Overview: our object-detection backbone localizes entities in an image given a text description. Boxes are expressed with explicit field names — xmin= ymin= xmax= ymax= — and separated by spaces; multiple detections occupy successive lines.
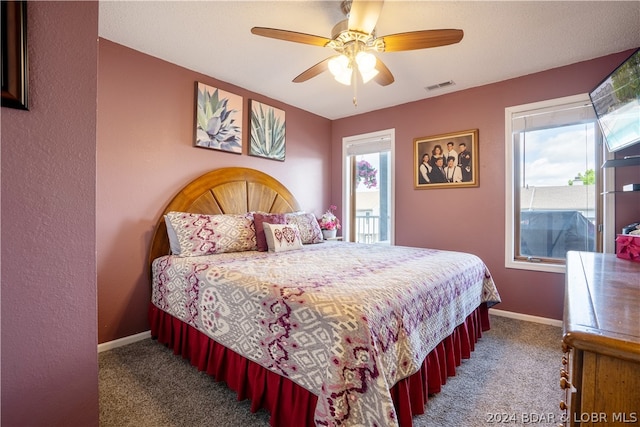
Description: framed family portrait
xmin=414 ymin=129 xmax=479 ymax=189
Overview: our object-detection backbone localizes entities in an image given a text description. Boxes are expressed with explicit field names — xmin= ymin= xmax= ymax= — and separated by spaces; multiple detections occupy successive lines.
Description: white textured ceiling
xmin=98 ymin=1 xmax=640 ymax=120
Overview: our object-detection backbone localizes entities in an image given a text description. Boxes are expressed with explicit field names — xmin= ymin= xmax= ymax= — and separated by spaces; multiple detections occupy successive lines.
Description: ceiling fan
xmin=251 ymin=0 xmax=463 ymax=90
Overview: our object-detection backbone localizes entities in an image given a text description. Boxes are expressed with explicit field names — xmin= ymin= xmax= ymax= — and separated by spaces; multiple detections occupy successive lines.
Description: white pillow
xmin=263 ymin=223 xmax=303 ymax=253
xmin=164 ymin=215 xmax=181 ymax=255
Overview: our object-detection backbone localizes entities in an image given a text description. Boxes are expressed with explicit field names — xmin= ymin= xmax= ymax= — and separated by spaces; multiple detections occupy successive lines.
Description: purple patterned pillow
xmin=165 ymin=211 xmax=256 ymax=256
xmin=285 ymin=212 xmax=323 ymax=244
xmin=253 ymin=212 xmax=287 ymax=252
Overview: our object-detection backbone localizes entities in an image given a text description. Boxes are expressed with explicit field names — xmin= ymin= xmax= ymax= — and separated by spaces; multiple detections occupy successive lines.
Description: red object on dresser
xmin=616 ymin=234 xmax=640 ymax=262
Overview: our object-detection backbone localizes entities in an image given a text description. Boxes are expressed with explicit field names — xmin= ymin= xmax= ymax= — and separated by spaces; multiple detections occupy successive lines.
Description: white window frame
xmin=342 ymin=129 xmax=395 ymax=244
xmin=504 ymin=94 xmax=612 ymax=273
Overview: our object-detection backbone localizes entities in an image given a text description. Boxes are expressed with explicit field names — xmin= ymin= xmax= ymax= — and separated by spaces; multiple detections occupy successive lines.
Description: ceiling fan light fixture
xmin=355 ymin=51 xmax=376 ymax=73
xmin=328 ymin=54 xmax=348 ymax=75
xmin=355 ymin=51 xmax=378 ymax=83
xmin=360 ymin=67 xmax=379 ymax=84
xmin=334 ymin=69 xmax=353 ymax=85
xmin=328 ymin=55 xmax=353 ymax=85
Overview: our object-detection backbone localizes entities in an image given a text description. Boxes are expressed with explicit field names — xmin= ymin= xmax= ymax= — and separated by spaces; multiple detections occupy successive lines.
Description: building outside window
xmin=505 ymin=94 xmax=603 ymax=272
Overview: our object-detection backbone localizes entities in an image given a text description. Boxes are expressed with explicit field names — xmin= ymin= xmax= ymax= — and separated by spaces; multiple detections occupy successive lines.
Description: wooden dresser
xmin=561 ymin=251 xmax=640 ymax=426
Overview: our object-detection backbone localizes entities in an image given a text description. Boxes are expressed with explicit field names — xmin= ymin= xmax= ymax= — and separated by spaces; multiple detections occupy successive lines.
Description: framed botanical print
xmin=249 ymin=100 xmax=286 ymax=161
xmin=194 ymin=82 xmax=243 ymax=154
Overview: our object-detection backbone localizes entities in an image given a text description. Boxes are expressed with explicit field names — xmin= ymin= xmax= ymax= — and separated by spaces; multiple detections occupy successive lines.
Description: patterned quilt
xmin=152 ymin=241 xmax=501 ymax=427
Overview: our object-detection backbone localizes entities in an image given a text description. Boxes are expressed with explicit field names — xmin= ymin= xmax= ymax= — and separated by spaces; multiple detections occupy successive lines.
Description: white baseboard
xmin=489 ymin=308 xmax=563 ymax=328
xmin=98 ymin=330 xmax=151 ymax=353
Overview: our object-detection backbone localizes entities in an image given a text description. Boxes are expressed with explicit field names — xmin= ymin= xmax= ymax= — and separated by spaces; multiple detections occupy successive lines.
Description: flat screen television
xmin=589 ymin=48 xmax=640 ymax=153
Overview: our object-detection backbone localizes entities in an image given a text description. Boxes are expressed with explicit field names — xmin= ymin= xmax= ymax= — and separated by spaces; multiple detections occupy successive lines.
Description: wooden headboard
xmin=148 ymin=167 xmax=301 ymax=274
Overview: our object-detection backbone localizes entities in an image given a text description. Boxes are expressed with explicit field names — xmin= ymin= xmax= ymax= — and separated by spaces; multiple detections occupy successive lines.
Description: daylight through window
xmin=505 ymin=95 xmax=602 ymax=272
xmin=342 ymin=130 xmax=395 ymax=245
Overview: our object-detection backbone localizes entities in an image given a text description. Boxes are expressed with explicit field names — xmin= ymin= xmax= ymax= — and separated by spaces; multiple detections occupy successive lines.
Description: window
xmin=505 ymin=94 xmax=604 ymax=272
xmin=342 ymin=129 xmax=395 ymax=244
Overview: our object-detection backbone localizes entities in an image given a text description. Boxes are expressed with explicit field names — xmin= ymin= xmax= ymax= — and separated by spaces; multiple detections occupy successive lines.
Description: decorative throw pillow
xmin=253 ymin=212 xmax=287 ymax=252
xmin=165 ymin=211 xmax=257 ymax=256
xmin=263 ymin=223 xmax=303 ymax=253
xmin=285 ymin=212 xmax=323 ymax=244
xmin=164 ymin=215 xmax=181 ymax=255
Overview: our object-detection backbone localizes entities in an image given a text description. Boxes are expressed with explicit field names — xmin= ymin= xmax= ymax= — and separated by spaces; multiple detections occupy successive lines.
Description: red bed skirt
xmin=149 ymin=302 xmax=490 ymax=427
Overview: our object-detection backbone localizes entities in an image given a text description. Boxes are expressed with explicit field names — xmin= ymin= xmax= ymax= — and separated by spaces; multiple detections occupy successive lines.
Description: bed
xmin=148 ymin=167 xmax=501 ymax=427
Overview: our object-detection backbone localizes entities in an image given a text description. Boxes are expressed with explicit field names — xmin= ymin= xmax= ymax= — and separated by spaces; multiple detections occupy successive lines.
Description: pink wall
xmin=97 ymin=38 xmax=638 ymax=344
xmin=1 ymin=2 xmax=99 ymax=426
xmin=0 ymin=4 xmax=633 ymax=424
xmin=97 ymin=40 xmax=332 ymax=343
xmin=331 ymin=50 xmax=639 ymax=320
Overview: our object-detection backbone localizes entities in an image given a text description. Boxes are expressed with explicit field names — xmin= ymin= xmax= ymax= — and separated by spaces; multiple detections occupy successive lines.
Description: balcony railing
xmin=355 ymin=214 xmax=380 ymax=243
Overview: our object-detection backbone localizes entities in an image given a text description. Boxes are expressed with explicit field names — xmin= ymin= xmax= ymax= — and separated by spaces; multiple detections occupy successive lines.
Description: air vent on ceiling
xmin=425 ymin=80 xmax=455 ymax=91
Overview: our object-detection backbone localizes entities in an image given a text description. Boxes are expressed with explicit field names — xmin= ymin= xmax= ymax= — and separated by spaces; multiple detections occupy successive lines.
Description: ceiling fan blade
xmin=251 ymin=27 xmax=331 ymax=47
xmin=380 ymin=29 xmax=464 ymax=52
xmin=292 ymin=57 xmax=335 ymax=83
xmin=348 ymin=0 xmax=384 ymax=35
xmin=373 ymin=58 xmax=394 ymax=86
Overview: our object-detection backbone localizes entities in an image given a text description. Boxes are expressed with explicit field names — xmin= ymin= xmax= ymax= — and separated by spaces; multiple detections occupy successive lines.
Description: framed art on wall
xmin=194 ymin=82 xmax=243 ymax=154
xmin=414 ymin=129 xmax=479 ymax=189
xmin=249 ymin=100 xmax=286 ymax=161
xmin=1 ymin=0 xmax=29 ymax=110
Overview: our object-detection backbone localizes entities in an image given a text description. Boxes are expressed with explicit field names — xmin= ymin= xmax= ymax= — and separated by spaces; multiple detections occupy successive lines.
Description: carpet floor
xmin=99 ymin=315 xmax=563 ymax=426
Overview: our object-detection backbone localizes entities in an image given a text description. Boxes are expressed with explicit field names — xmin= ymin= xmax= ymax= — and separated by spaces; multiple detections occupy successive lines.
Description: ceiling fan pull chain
xmin=352 ymin=67 xmax=358 ymax=107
